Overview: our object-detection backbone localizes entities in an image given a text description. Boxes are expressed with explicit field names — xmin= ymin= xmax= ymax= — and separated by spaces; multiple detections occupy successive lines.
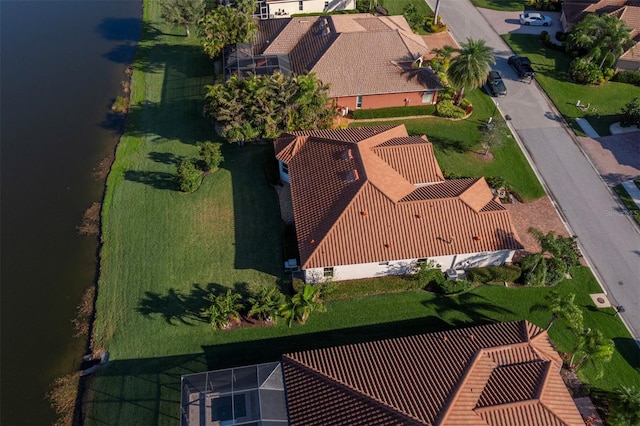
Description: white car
xmin=519 ymin=12 xmax=552 ymax=26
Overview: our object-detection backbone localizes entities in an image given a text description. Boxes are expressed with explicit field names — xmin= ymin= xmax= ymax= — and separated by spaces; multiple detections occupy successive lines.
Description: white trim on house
xmin=303 ymin=250 xmax=516 ymax=282
xmin=278 ymin=160 xmax=291 ymax=183
xmin=265 ymin=0 xmax=355 ymax=18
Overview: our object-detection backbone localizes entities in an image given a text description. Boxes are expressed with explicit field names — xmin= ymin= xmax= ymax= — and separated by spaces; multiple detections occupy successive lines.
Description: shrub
xmin=176 ymin=159 xmax=202 ymax=192
xmin=603 ymin=67 xmax=615 ymax=81
xmin=199 ymin=142 xmax=224 ymax=171
xmin=569 ymin=58 xmax=603 ymax=85
xmin=437 ymin=279 xmax=473 ymax=294
xmin=621 ymin=97 xmax=640 ymax=127
xmin=539 ymin=31 xmax=551 ymax=43
xmin=555 ymin=31 xmax=568 ymax=42
xmin=486 ymin=176 xmax=508 ymax=191
xmin=467 ymin=265 xmax=522 ymax=283
xmin=436 ymin=99 xmax=466 ymax=118
xmin=612 ymin=70 xmax=640 ymax=86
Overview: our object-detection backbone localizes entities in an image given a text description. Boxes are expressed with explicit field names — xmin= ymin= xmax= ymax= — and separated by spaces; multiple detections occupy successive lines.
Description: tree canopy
xmin=204 ymin=72 xmax=335 ymax=143
xmin=447 ymin=38 xmax=495 ymax=102
xmin=567 ymin=13 xmax=633 ymax=71
xmin=198 ymin=0 xmax=257 ymax=58
xmin=160 ymin=0 xmax=205 ymax=38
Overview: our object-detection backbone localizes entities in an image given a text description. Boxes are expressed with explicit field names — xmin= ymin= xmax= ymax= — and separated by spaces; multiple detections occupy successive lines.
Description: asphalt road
xmin=424 ymin=0 xmax=640 ymax=340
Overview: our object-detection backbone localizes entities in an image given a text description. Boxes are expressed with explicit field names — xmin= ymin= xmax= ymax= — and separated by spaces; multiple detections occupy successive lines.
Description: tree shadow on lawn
xmin=148 ymin=151 xmax=185 ymax=166
xmin=124 ymin=170 xmax=178 ymax=191
xmin=428 ymin=135 xmax=474 ymax=153
xmin=429 ymin=292 xmax=515 ymax=327
xmin=137 ymin=282 xmax=252 ymax=325
xmin=613 ymin=337 xmax=640 ymax=375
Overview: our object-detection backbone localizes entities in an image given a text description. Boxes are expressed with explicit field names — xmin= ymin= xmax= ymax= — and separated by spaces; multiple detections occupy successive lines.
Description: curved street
xmin=424 ymin=0 xmax=640 ymax=340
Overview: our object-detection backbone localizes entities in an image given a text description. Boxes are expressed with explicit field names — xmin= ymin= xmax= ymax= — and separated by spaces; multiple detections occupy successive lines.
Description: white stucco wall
xmin=303 ymin=250 xmax=515 ymax=282
xmin=267 ymin=0 xmax=355 ymax=17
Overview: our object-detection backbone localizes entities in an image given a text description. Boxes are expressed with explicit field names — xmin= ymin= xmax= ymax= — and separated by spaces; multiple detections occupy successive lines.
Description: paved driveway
xmin=478 ymin=9 xmax=562 ymax=39
xmin=577 ymin=133 xmax=640 ymax=186
xmin=424 ymin=0 xmax=640 ymax=340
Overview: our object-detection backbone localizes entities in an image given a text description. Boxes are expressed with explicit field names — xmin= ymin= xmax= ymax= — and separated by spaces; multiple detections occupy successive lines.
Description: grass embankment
xmin=504 ymin=34 xmax=640 ymax=137
xmin=351 ymin=89 xmax=546 ymax=201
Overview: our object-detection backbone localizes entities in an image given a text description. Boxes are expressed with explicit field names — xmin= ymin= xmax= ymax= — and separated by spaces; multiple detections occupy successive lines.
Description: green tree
xmin=199 ymin=141 xmax=224 ymax=171
xmin=521 ymin=252 xmax=547 ymax=286
xmin=621 ymin=97 xmax=640 ymax=128
xmin=567 ymin=13 xmax=633 ymax=70
xmin=480 ymin=121 xmax=507 ymax=156
xmin=160 ymin=0 xmax=205 ymax=38
xmin=570 ymin=328 xmax=614 ymax=377
xmin=543 ymin=291 xmax=583 ymax=331
xmin=198 ymin=2 xmax=257 ymax=58
xmin=609 ymin=385 xmax=640 ymax=426
xmin=447 ymin=38 xmax=495 ymax=104
xmin=204 ymin=72 xmax=334 ymax=143
xmin=528 ymin=228 xmax=581 ymax=268
xmin=176 ymin=159 xmax=202 ymax=192
xmin=203 ymin=289 xmax=244 ymax=329
xmin=430 ymin=45 xmax=456 ymax=71
xmin=279 ymin=284 xmax=326 ymax=327
xmin=248 ymin=285 xmax=283 ymax=323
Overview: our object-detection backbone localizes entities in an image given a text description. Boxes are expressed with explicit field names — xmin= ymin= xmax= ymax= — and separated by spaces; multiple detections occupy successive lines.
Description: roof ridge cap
xmin=282 ymin=355 xmax=423 ymax=424
xmin=436 ymin=348 xmax=493 ymax=424
xmin=473 ymin=397 xmax=541 ymax=414
xmin=535 ymin=360 xmax=554 ymax=400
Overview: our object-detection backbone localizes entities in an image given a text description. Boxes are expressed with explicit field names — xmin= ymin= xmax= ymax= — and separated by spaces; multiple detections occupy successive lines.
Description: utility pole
xmin=434 ymin=0 xmax=441 ymax=24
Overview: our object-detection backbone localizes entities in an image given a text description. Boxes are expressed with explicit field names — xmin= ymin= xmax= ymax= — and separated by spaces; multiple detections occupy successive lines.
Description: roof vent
xmin=310 ymin=239 xmax=315 ymax=244
xmin=360 ymin=211 xmax=368 ymax=216
xmin=346 ymin=169 xmax=359 ymax=182
xmin=415 ymin=214 xmax=421 ymax=219
xmin=384 ymin=243 xmax=390 ymax=248
xmin=340 ymin=148 xmax=353 ymax=160
xmin=473 ymin=236 xmax=482 ymax=241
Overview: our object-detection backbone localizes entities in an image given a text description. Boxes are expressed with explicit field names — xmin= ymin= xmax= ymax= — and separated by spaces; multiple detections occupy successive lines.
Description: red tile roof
xmin=275 ymin=125 xmax=522 ymax=269
xmin=282 ymin=321 xmax=585 ymax=426
xmin=256 ymin=14 xmax=442 ymax=97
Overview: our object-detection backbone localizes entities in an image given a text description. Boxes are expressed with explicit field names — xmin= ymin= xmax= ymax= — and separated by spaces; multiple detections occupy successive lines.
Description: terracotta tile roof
xmin=276 ymin=125 xmax=522 ymax=269
xmin=256 ymin=14 xmax=442 ymax=97
xmin=282 ymin=321 xmax=584 ymax=426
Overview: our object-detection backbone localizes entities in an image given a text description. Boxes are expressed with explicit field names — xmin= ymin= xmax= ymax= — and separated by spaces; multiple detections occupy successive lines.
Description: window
xmin=324 ymin=0 xmax=329 ymax=9
xmin=422 ymin=92 xmax=434 ymax=104
xmin=323 ymin=267 xmax=334 ymax=278
xmin=355 ymin=95 xmax=363 ymax=109
xmin=282 ymin=162 xmax=289 ymax=175
xmin=379 ymin=262 xmax=389 ymax=266
xmin=298 ymin=0 xmax=303 ymax=10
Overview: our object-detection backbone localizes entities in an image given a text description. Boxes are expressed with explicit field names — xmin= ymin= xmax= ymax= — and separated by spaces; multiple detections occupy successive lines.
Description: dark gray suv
xmin=486 ymin=70 xmax=507 ymax=97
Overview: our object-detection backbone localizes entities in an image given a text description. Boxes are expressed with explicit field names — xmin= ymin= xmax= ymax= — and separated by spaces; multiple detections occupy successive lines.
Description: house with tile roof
xmin=255 ymin=0 xmax=355 ymax=19
xmin=561 ymin=0 xmax=640 ymax=71
xmin=226 ymin=14 xmax=443 ymax=110
xmin=274 ymin=125 xmax=522 ymax=282
xmin=181 ymin=320 xmax=587 ymax=425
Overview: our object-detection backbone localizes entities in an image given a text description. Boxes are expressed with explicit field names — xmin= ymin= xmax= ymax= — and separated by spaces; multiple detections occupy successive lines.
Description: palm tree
xmin=567 ymin=13 xmax=633 ymax=70
xmin=570 ymin=328 xmax=614 ymax=377
xmin=279 ymin=285 xmax=326 ymax=327
xmin=544 ymin=291 xmax=583 ymax=331
xmin=609 ymin=385 xmax=640 ymax=426
xmin=248 ymin=286 xmax=283 ymax=323
xmin=447 ymin=38 xmax=495 ymax=104
xmin=430 ymin=45 xmax=456 ymax=70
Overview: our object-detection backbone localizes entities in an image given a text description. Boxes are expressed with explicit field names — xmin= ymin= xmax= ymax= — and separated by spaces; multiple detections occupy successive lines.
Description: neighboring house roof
xmin=256 ymin=14 xmax=442 ymax=97
xmin=275 ymin=125 xmax=522 ymax=269
xmin=282 ymin=320 xmax=585 ymax=426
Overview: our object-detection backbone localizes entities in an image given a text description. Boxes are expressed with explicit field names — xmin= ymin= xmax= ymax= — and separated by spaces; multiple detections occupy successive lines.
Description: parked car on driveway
xmin=486 ymin=70 xmax=507 ymax=97
xmin=519 ymin=12 xmax=552 ymax=26
xmin=508 ymin=55 xmax=536 ymax=79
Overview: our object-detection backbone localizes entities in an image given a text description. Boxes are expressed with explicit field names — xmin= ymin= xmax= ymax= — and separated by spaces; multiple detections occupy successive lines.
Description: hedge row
xmin=466 ymin=265 xmax=522 ymax=283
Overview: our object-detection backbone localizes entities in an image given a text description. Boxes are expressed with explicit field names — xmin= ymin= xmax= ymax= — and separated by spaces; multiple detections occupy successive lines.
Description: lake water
xmin=0 ymin=1 xmax=141 ymax=423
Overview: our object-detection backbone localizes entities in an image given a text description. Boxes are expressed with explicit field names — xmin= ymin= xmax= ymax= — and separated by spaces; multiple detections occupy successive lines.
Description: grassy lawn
xmin=85 ymin=266 xmax=640 ymax=425
xmin=351 ymin=89 xmax=546 ymax=201
xmin=381 ymin=0 xmax=431 ymax=16
xmin=471 ymin=0 xmax=525 ymax=11
xmin=93 ymin=3 xmax=286 ymax=361
xmin=614 ymin=183 xmax=640 ymax=226
xmin=503 ymin=34 xmax=640 ymax=137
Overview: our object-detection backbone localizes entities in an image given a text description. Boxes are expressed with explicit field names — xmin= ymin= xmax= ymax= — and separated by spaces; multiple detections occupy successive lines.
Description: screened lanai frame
xmin=223 ymin=43 xmax=292 ymax=80
xmin=180 ymin=361 xmax=288 ymax=426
